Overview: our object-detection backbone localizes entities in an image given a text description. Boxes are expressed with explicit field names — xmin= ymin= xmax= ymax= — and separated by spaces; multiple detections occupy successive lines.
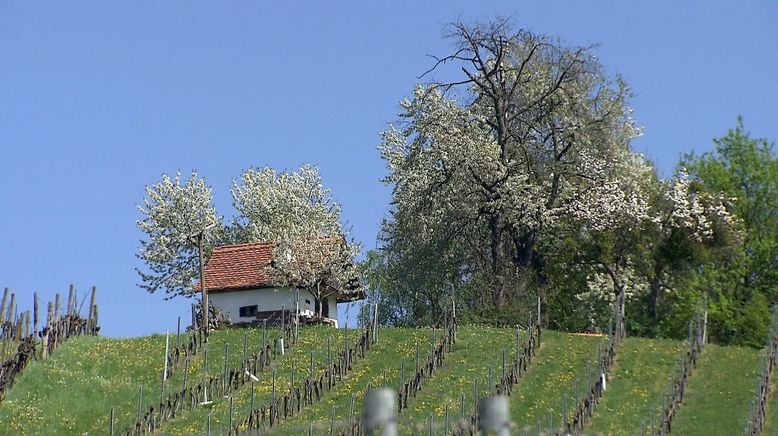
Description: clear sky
xmin=2 ymin=2 xmax=776 ymax=337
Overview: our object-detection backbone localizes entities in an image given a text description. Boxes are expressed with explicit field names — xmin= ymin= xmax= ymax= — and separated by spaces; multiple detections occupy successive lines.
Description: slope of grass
xmin=1 ymin=326 xmax=765 ymax=435
xmin=510 ymin=331 xmax=605 ymax=432
xmin=395 ymin=326 xmax=519 ymax=432
xmin=586 ymin=337 xmax=683 ymax=435
xmin=0 ymin=334 xmax=171 ymax=435
xmin=160 ymin=325 xmax=335 ymax=435
xmin=0 ymin=326 xmax=287 ymax=435
xmin=273 ymin=327 xmax=432 ymax=434
xmin=671 ymin=343 xmax=761 ymax=435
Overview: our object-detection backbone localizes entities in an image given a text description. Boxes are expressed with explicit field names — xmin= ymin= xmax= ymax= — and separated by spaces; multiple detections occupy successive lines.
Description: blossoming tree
xmin=378 ymin=20 xmax=648 ymax=310
xmin=231 ymin=165 xmax=361 ymax=317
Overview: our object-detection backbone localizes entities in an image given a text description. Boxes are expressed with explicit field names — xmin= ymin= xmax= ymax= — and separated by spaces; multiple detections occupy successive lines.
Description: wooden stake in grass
xmin=295 ymin=289 xmax=300 ymax=341
xmin=222 ymin=343 xmax=229 ymax=394
xmin=262 ymin=319 xmax=267 ymax=351
xmin=201 ymin=349 xmax=211 ymax=405
xmin=330 ymin=406 xmax=336 ymax=436
xmin=41 ymin=302 xmax=52 ymax=359
xmin=547 ymin=409 xmax=553 ymax=435
xmin=400 ymin=359 xmax=404 ymax=392
xmin=24 ymin=310 xmax=30 ymax=338
xmin=348 ymin=392 xmax=355 ymax=423
xmin=33 ymin=292 xmax=39 ymax=338
xmin=488 ymin=367 xmax=493 ymax=396
xmin=291 ymin=359 xmax=295 ymax=388
xmin=162 ymin=330 xmax=170 ymax=393
xmin=67 ymin=284 xmax=74 ymax=318
xmin=8 ymin=292 xmax=16 ymax=326
xmin=52 ymin=293 xmax=59 ymax=324
xmin=191 ymin=303 xmax=198 ymax=331
xmin=183 ymin=358 xmax=189 ymax=391
xmin=92 ymin=305 xmax=99 ymax=335
xmin=473 ymin=379 xmax=479 ymax=418
xmin=502 ymin=349 xmax=506 ymax=382
xmin=250 ymin=381 xmax=255 ymax=412
xmin=445 ymin=403 xmax=449 ymax=434
xmin=563 ymin=393 xmax=568 ymax=430
xmin=327 ymin=336 xmax=333 ymax=389
xmin=373 ymin=299 xmax=379 ymax=343
xmin=87 ymin=286 xmax=96 ymax=333
xmin=137 ymin=385 xmax=144 ymax=422
xmin=110 ymin=406 xmax=115 ymax=436
xmin=0 ymin=288 xmax=8 ymax=332
xmin=272 ymin=368 xmax=277 ymax=403
xmin=228 ymin=395 xmax=234 ymax=434
xmin=415 ymin=342 xmax=420 ymax=374
xmin=243 ymin=332 xmax=248 ymax=367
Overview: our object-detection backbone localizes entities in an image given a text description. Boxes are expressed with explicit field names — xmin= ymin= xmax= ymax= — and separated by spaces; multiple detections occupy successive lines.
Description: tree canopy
xmin=136 ymin=165 xmax=361 ymax=305
xmin=136 ymin=171 xmax=222 ymax=299
xmin=368 ymin=20 xmax=769 ymax=347
xmin=378 ymin=20 xmax=650 ymax=317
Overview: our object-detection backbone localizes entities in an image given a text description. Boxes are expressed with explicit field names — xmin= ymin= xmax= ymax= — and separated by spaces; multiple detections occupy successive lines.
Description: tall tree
xmin=683 ymin=118 xmax=778 ymax=299
xmin=136 ymin=171 xmax=223 ymax=299
xmin=573 ymin=170 xmax=737 ymax=334
xmin=378 ymin=20 xmax=648 ymax=311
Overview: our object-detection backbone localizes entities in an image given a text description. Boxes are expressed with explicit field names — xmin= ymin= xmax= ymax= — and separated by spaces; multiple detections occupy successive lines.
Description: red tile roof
xmin=196 ymin=240 xmax=364 ymax=302
xmin=199 ymin=242 xmax=276 ymax=292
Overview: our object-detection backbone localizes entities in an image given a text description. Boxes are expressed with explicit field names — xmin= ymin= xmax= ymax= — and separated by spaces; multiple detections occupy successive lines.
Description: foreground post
xmin=363 ymin=388 xmax=397 ymax=436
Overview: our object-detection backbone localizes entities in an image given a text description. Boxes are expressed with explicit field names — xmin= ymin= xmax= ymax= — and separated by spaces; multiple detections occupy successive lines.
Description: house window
xmin=305 ymin=299 xmax=311 ymax=305
xmin=239 ymin=305 xmax=258 ymax=318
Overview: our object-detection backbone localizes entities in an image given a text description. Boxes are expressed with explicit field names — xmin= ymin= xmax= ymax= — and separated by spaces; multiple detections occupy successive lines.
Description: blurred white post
xmin=363 ymin=388 xmax=397 ymax=436
xmin=479 ymin=395 xmax=510 ymax=436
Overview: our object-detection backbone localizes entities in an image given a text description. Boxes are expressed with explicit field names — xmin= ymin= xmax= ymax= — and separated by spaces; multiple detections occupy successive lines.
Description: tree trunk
xmin=512 ymin=231 xmax=537 ymax=300
xmin=649 ymin=280 xmax=661 ymax=334
xmin=490 ymin=215 xmax=508 ymax=307
xmin=315 ymin=283 xmax=322 ymax=319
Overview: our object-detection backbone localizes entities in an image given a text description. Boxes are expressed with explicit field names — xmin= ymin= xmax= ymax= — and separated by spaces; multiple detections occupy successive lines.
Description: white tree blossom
xmin=379 ymin=22 xmax=649 ymax=306
xmin=136 ymin=171 xmax=223 ymax=298
xmin=654 ymin=169 xmax=736 ymax=241
xmin=231 ymin=164 xmax=341 ymax=241
xmin=577 ymin=168 xmax=738 ymax=314
xmin=231 ymin=165 xmax=362 ymax=312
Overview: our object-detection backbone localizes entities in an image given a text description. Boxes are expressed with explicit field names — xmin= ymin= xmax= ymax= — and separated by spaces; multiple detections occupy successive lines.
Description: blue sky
xmin=1 ymin=2 xmax=776 ymax=337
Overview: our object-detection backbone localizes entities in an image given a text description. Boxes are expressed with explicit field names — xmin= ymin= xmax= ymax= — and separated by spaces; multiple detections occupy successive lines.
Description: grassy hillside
xmin=0 ymin=326 xmax=287 ymax=435
xmin=273 ymin=327 xmax=431 ymax=434
xmin=509 ymin=331 xmax=605 ymax=432
xmin=0 ymin=326 xmax=766 ymax=435
xmin=161 ymin=325 xmax=335 ymax=435
xmin=394 ymin=326 xmax=519 ymax=432
xmin=0 ymin=334 xmax=170 ymax=435
xmin=586 ymin=337 xmax=684 ymax=435
xmin=671 ymin=343 xmax=761 ymax=435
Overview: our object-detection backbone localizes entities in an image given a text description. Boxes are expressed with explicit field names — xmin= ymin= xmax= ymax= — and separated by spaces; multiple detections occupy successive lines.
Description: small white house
xmin=199 ymin=241 xmax=362 ymax=326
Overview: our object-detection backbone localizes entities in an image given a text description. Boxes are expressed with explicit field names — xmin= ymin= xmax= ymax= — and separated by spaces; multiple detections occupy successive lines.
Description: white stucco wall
xmin=209 ymin=287 xmax=338 ymax=324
